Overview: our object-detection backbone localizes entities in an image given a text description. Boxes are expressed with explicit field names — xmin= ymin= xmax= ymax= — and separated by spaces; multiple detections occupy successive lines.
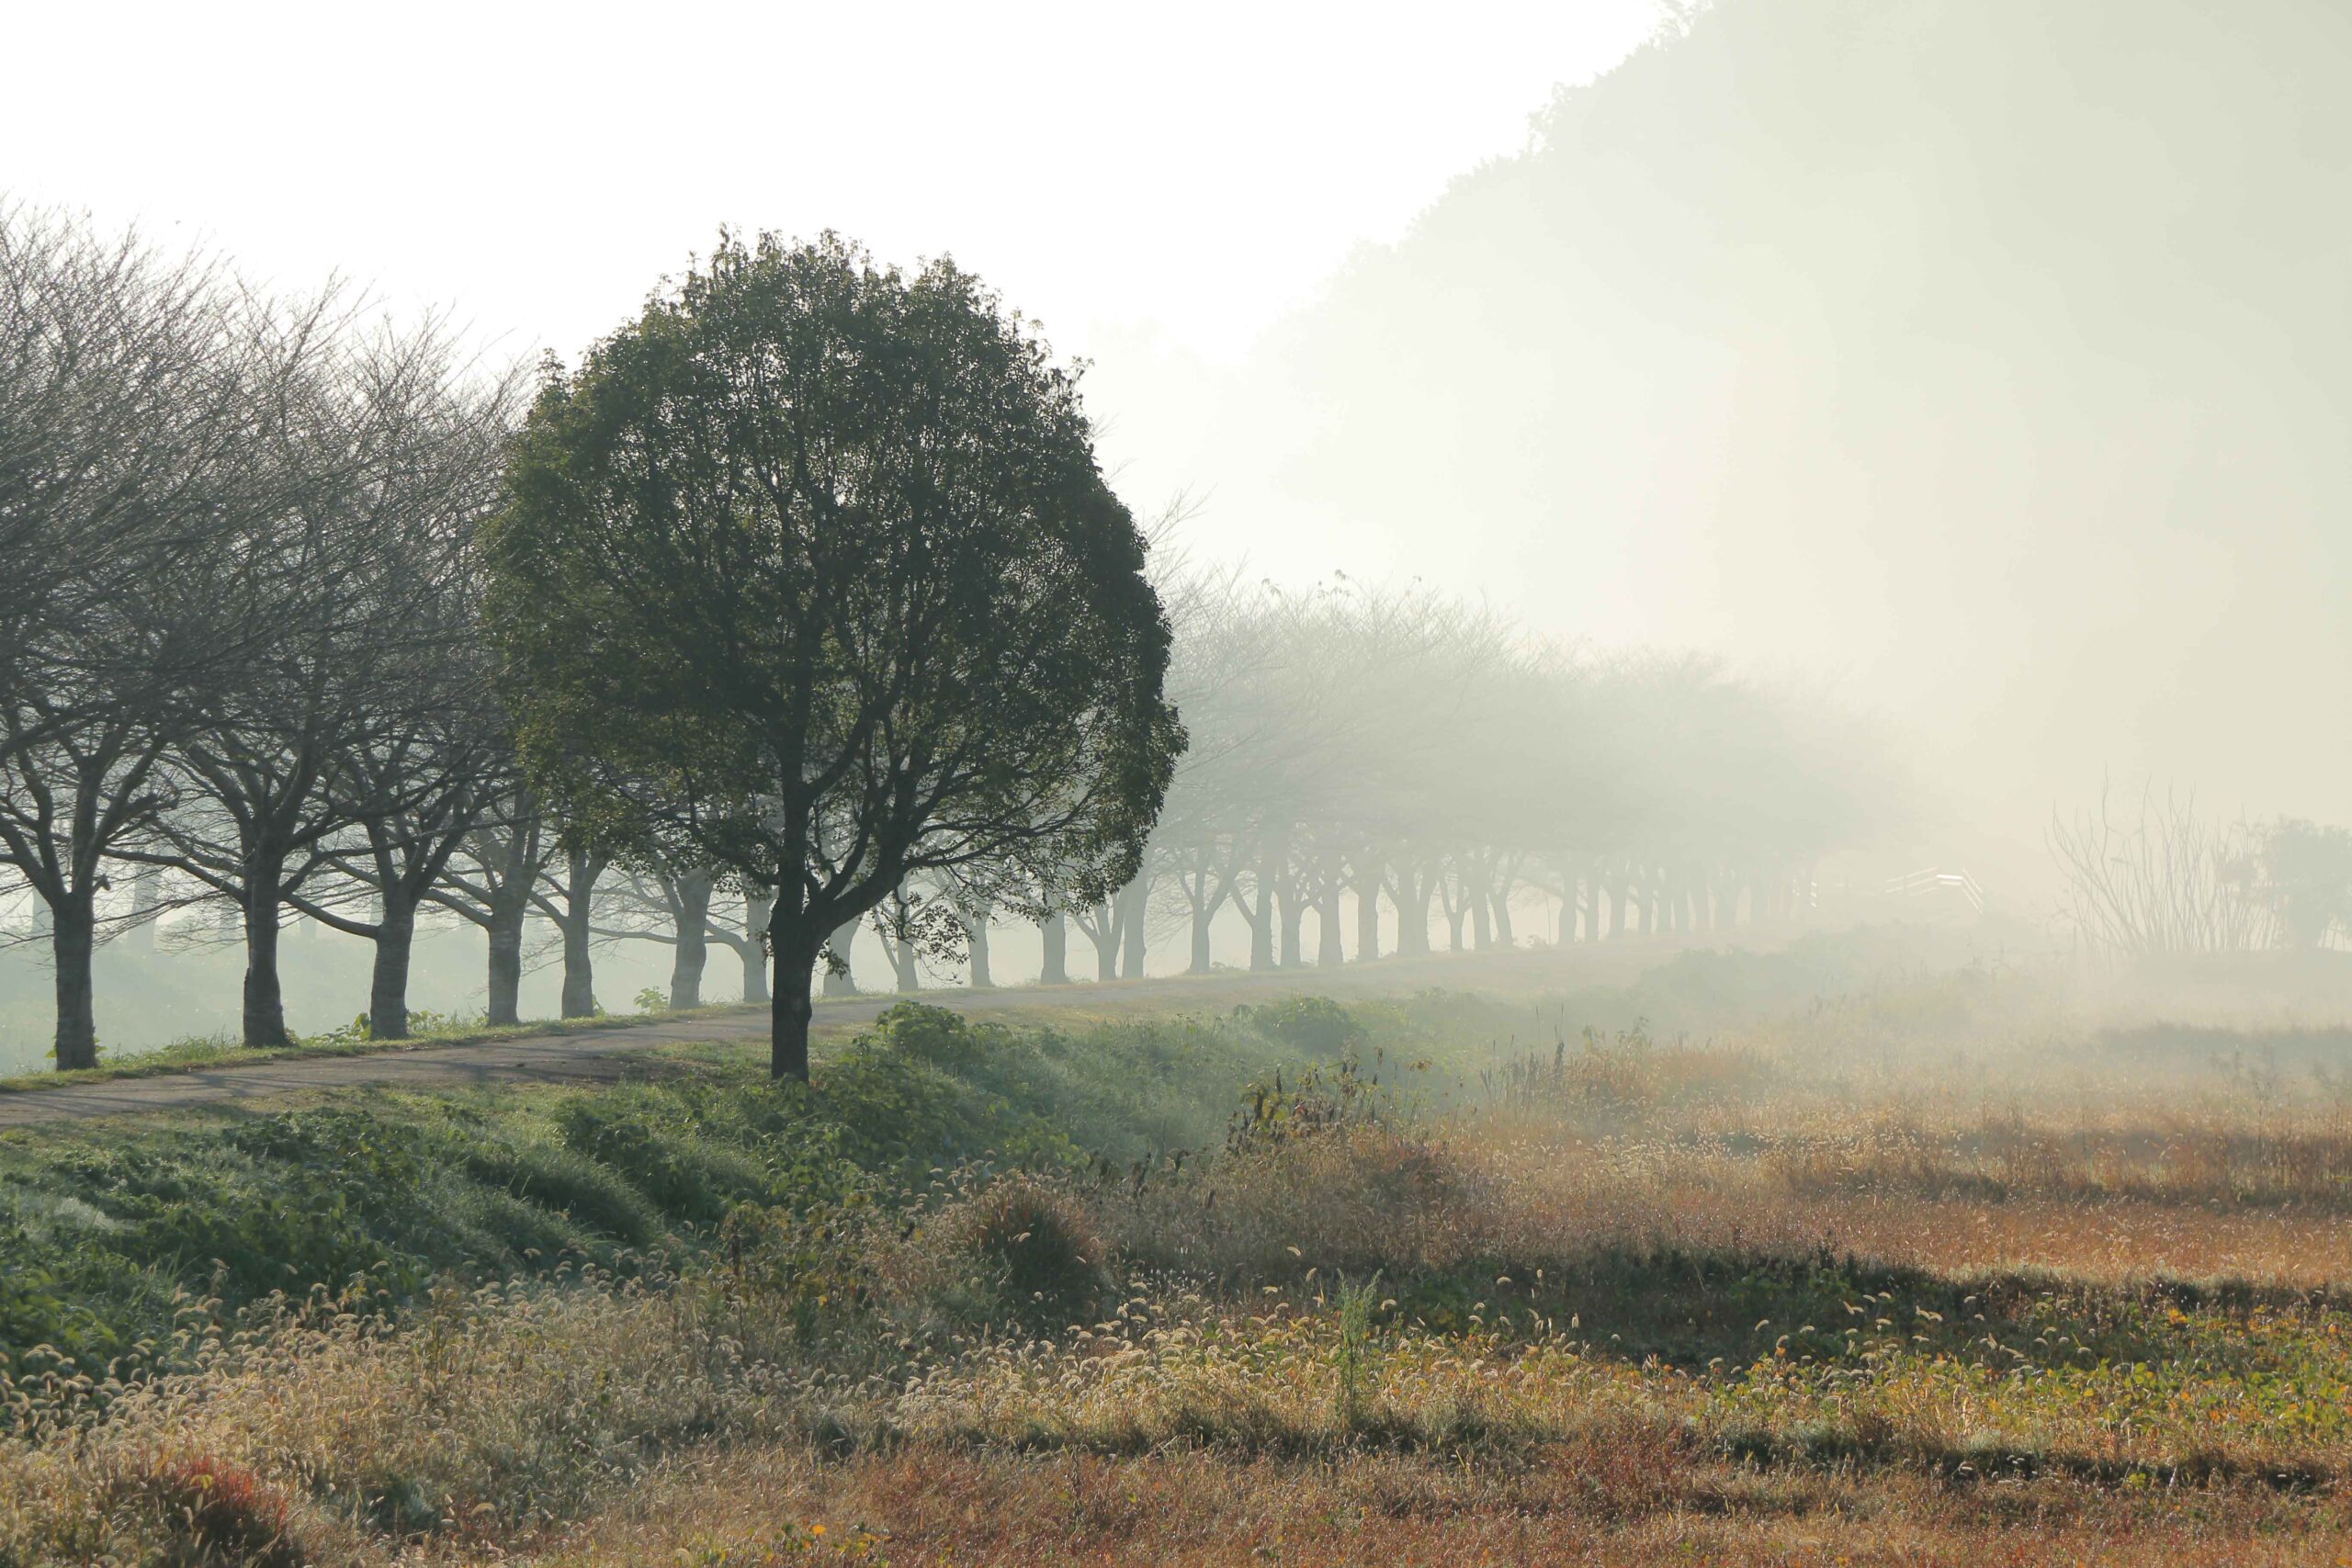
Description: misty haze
xmin=2 ymin=1 xmax=2347 ymax=1562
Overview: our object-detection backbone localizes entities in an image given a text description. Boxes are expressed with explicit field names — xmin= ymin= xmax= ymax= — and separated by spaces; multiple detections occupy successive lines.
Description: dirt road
xmin=0 ymin=942 xmax=1680 ymax=1130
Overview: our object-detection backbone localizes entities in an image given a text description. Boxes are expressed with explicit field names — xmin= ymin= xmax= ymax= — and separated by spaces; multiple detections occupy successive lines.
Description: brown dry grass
xmin=546 ymin=1444 xmax=2352 ymax=1567
xmin=12 ymin=965 xmax=2352 ymax=1565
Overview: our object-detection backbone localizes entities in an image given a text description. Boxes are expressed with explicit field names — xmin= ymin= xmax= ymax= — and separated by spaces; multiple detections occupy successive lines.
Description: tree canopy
xmin=482 ymin=231 xmax=1182 ymax=1077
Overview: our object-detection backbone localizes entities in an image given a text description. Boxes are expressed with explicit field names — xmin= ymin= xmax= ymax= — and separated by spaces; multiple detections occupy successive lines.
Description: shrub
xmin=1247 ymin=996 xmax=1364 ymax=1055
xmin=717 ymin=1196 xmax=885 ymax=1337
xmin=138 ymin=1452 xmax=305 ymax=1568
xmin=863 ymin=1001 xmax=998 ymax=1070
xmin=899 ymin=1175 xmax=1107 ymax=1327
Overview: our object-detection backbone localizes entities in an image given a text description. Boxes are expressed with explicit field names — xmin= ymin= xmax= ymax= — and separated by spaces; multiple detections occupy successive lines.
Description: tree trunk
xmin=1039 ymin=912 xmax=1069 ymax=984
xmin=1089 ymin=900 xmax=1117 ymax=981
xmin=1276 ymin=886 xmax=1305 ymax=968
xmin=669 ymin=872 xmax=714 ymax=1010
xmin=242 ymin=852 xmax=289 ymax=1048
xmin=51 ymin=893 xmax=98 ymax=1071
xmin=1470 ymin=887 xmax=1493 ymax=950
xmin=966 ymin=914 xmax=993 ymax=988
xmin=1397 ymin=874 xmax=1434 ymax=956
xmin=1117 ymin=880 xmax=1149 ymax=978
xmin=560 ymin=911 xmax=596 ymax=1017
xmin=555 ymin=846 xmax=602 ymax=1018
xmin=822 ymin=918 xmax=860 ymax=997
xmin=368 ymin=888 xmax=417 ymax=1040
xmin=770 ymin=925 xmax=819 ymax=1081
xmin=127 ymin=865 xmax=162 ymax=952
xmin=1354 ymin=874 xmax=1381 ymax=962
xmin=1317 ymin=886 xmax=1345 ymax=967
xmin=890 ymin=927 xmax=921 ymax=992
xmin=1247 ymin=878 xmax=1275 ymax=972
xmin=1491 ymin=888 xmax=1515 ymax=947
xmin=486 ymin=899 xmax=526 ymax=1027
xmin=1189 ymin=896 xmax=1215 ymax=974
xmin=742 ymin=886 xmax=774 ymax=1003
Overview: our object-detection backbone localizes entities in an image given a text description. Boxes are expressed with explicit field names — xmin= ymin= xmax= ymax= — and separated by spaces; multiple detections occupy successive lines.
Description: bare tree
xmin=2052 ymin=784 xmax=2276 ymax=957
xmin=143 ymin=313 xmax=514 ymax=1046
xmin=0 ymin=209 xmax=334 ymax=1066
xmin=427 ymin=786 xmax=557 ymax=1025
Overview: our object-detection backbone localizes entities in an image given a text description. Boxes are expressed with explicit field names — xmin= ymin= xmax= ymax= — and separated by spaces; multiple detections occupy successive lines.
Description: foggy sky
xmin=1 ymin=1 xmax=1662 ymax=365
xmin=10 ymin=0 xmax=2344 ymax=889
xmin=1093 ymin=0 xmax=2352 ymax=886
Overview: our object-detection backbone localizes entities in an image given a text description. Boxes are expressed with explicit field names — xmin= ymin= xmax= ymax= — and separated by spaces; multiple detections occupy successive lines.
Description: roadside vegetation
xmin=7 ymin=950 xmax=2352 ymax=1564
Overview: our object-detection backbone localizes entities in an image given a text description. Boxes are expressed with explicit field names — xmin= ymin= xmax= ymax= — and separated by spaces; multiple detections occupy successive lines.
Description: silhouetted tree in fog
xmin=428 ymin=787 xmax=557 ymax=1027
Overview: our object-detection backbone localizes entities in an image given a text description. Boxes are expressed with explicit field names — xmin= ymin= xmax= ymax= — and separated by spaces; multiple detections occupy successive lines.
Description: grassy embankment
xmin=8 ymin=943 xmax=2352 ymax=1564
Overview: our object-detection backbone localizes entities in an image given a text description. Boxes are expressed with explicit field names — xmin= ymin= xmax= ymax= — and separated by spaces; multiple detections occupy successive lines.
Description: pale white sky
xmin=5 ymin=1 xmax=1664 ymax=366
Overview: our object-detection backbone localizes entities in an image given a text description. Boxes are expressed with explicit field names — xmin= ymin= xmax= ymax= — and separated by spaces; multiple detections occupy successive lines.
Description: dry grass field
xmin=8 ymin=942 xmax=2352 ymax=1564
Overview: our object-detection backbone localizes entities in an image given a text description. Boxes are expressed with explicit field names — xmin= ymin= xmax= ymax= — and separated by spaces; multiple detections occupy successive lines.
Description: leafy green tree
xmin=483 ymin=232 xmax=1182 ymax=1078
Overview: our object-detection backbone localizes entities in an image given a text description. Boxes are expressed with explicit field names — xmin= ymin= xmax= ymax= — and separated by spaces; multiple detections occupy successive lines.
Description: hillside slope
xmin=1222 ymin=0 xmax=2351 ymax=833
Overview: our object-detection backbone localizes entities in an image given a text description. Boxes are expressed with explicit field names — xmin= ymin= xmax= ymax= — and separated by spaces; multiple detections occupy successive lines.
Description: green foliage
xmin=717 ymin=1196 xmax=885 ymax=1338
xmin=456 ymin=1134 xmax=661 ymax=1248
xmin=481 ymin=231 xmax=1182 ymax=1078
xmin=1245 ymin=995 xmax=1365 ymax=1055
xmin=554 ymin=1100 xmax=783 ymax=1228
xmin=0 ymin=1000 xmax=1345 ymax=1387
xmin=1331 ymin=1269 xmax=1384 ymax=1427
xmin=1226 ymin=1051 xmax=1403 ymax=1155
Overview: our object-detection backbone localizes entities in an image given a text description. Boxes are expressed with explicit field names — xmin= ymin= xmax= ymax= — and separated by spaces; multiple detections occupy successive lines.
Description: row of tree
xmin=1097 ymin=565 xmax=1884 ymax=985
xmin=2 ymin=207 xmax=530 ymax=1066
xmin=2 ymin=214 xmax=1183 ymax=1076
xmin=2049 ymin=786 xmax=2352 ymax=956
xmin=2 ymin=209 xmax=1888 ymax=1076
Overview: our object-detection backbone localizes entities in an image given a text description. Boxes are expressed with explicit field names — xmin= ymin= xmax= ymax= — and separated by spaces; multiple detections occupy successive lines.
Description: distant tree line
xmin=2050 ymin=786 xmax=2352 ymax=958
xmin=1 ymin=208 xmax=1893 ymax=1076
xmin=1046 ymin=563 xmax=1889 ymax=987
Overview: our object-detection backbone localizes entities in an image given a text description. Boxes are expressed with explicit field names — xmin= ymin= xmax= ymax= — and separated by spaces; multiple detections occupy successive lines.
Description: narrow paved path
xmin=0 ymin=942 xmax=1680 ymax=1130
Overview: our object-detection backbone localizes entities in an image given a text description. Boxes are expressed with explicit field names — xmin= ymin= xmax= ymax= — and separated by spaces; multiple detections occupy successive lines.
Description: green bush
xmin=1247 ymin=996 xmax=1366 ymax=1055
